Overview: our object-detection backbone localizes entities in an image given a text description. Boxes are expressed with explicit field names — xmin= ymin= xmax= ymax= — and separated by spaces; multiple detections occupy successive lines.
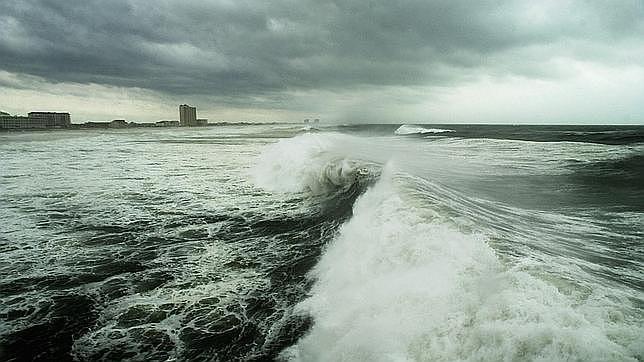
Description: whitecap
xmin=395 ymin=124 xmax=454 ymax=135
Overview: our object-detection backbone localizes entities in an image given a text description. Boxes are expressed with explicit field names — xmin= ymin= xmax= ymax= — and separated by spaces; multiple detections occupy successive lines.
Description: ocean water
xmin=0 ymin=124 xmax=642 ymax=361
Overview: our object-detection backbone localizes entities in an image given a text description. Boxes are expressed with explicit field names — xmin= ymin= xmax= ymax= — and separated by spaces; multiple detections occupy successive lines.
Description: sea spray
xmin=282 ymin=167 xmax=643 ymax=361
xmin=252 ymin=133 xmax=379 ymax=195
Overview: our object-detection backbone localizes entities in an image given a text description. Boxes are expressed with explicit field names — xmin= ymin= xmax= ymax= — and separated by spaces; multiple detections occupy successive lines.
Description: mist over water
xmin=1 ymin=124 xmax=643 ymax=361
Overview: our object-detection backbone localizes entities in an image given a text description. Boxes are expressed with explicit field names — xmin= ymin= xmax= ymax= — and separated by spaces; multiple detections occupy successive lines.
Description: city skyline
xmin=1 ymin=1 xmax=644 ymax=124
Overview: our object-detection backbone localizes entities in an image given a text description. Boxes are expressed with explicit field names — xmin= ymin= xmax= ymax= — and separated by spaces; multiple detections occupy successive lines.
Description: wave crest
xmin=395 ymin=124 xmax=454 ymax=135
xmin=252 ymin=133 xmax=378 ymax=195
xmin=282 ymin=171 xmax=642 ymax=361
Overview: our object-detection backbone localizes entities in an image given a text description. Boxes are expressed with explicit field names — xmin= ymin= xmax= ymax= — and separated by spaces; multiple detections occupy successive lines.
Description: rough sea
xmin=1 ymin=124 xmax=643 ymax=361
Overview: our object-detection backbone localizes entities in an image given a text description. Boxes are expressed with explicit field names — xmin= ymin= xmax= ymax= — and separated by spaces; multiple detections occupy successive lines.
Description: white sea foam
xmin=251 ymin=133 xmax=373 ymax=195
xmin=251 ymin=132 xmax=643 ymax=361
xmin=395 ymin=125 xmax=454 ymax=135
xmin=281 ymin=168 xmax=642 ymax=361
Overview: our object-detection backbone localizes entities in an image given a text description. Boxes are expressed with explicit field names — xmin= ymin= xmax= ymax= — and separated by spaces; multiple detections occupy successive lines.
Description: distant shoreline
xmin=0 ymin=121 xmax=287 ymax=132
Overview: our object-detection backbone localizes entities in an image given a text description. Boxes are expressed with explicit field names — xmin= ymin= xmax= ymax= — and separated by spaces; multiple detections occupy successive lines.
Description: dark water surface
xmin=1 ymin=124 xmax=642 ymax=361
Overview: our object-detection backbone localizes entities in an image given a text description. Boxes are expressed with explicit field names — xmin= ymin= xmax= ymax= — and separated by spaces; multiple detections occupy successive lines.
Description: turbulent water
xmin=1 ymin=124 xmax=643 ymax=361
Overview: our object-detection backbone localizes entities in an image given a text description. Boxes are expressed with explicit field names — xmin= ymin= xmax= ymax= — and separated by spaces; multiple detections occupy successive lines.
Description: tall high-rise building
xmin=179 ymin=104 xmax=197 ymax=126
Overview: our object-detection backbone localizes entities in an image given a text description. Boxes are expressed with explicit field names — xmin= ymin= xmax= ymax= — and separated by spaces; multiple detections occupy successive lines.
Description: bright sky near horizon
xmin=1 ymin=0 xmax=643 ymax=124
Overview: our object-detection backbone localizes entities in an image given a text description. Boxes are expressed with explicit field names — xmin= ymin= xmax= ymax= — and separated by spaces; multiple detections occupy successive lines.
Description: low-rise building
xmin=27 ymin=112 xmax=71 ymax=128
xmin=156 ymin=120 xmax=180 ymax=127
xmin=181 ymin=119 xmax=209 ymax=127
xmin=83 ymin=122 xmax=110 ymax=128
xmin=110 ymin=120 xmax=128 ymax=128
xmin=1 ymin=112 xmax=71 ymax=129
xmin=0 ymin=115 xmax=31 ymax=129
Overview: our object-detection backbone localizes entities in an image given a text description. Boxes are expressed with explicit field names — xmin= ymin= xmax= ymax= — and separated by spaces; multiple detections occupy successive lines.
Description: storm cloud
xmin=1 ymin=0 xmax=643 ymax=122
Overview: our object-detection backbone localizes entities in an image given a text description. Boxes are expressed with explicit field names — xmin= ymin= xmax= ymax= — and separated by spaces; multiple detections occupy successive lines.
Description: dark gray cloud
xmin=1 ymin=0 xmax=643 ymax=103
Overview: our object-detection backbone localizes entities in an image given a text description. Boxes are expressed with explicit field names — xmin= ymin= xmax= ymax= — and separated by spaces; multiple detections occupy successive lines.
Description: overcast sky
xmin=1 ymin=0 xmax=643 ymax=123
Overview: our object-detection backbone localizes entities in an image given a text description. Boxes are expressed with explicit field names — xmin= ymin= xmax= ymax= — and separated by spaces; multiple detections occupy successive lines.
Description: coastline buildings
xmin=179 ymin=104 xmax=196 ymax=126
xmin=2 ymin=105 xmax=210 ymax=130
xmin=156 ymin=120 xmax=180 ymax=127
xmin=0 ymin=115 xmax=29 ymax=129
xmin=179 ymin=104 xmax=208 ymax=127
xmin=0 ymin=111 xmax=71 ymax=129
xmin=83 ymin=120 xmax=132 ymax=128
xmin=110 ymin=119 xmax=128 ymax=128
xmin=28 ymin=112 xmax=71 ymax=128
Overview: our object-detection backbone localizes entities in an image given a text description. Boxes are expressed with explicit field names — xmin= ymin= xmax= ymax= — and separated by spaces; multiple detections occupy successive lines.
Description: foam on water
xmin=252 ymin=133 xmax=378 ymax=195
xmin=2 ymin=126 xmax=642 ymax=361
xmin=249 ymin=134 xmax=643 ymax=361
xmin=282 ymin=168 xmax=642 ymax=361
xmin=395 ymin=125 xmax=455 ymax=135
xmin=0 ymin=128 xmax=346 ymax=360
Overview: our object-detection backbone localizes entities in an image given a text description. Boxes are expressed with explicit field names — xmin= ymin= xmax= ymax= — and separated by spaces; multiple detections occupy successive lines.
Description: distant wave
xmin=395 ymin=124 xmax=454 ymax=135
xmin=299 ymin=125 xmax=320 ymax=133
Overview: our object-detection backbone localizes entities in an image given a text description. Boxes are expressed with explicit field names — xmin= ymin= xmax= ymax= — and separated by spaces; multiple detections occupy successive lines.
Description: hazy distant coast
xmin=0 ymin=104 xmax=282 ymax=132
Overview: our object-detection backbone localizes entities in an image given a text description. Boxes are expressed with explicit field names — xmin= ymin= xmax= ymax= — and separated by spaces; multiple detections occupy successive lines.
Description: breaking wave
xmin=285 ymin=175 xmax=641 ymax=360
xmin=253 ymin=133 xmax=643 ymax=361
xmin=252 ymin=133 xmax=379 ymax=195
xmin=395 ymin=125 xmax=454 ymax=135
